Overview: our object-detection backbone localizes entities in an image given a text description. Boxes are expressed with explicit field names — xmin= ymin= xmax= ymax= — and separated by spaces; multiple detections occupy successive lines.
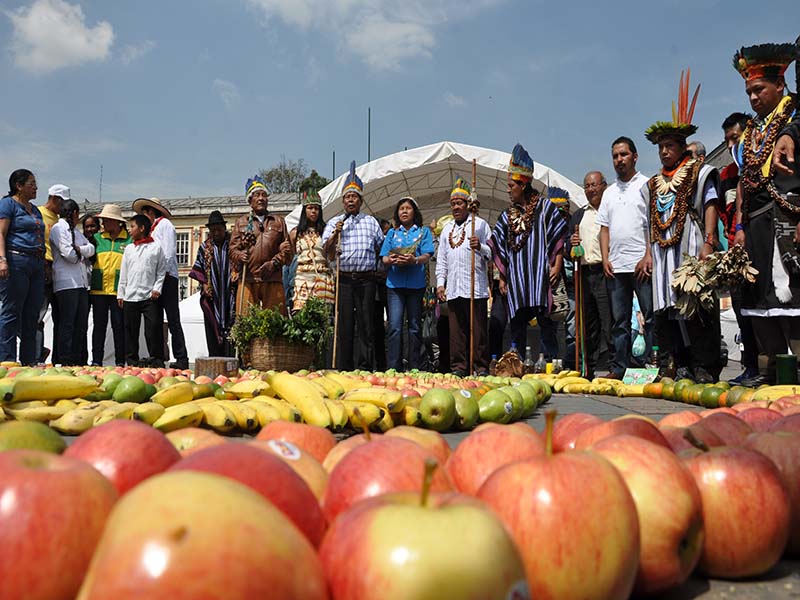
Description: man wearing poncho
xmin=644 ymin=71 xmax=721 ymax=383
xmin=491 ymin=143 xmax=568 ymax=360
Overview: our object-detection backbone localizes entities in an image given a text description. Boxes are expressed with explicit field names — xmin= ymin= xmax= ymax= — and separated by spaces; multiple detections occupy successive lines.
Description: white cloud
xmin=213 ymin=79 xmax=241 ymax=109
xmin=444 ymin=92 xmax=465 ymax=107
xmin=246 ymin=0 xmax=503 ymax=71
xmin=7 ymin=0 xmax=114 ymax=74
xmin=119 ymin=40 xmax=155 ymax=65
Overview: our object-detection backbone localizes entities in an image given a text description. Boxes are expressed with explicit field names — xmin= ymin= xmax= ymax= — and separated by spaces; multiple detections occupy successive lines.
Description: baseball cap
xmin=48 ymin=184 xmax=71 ymax=200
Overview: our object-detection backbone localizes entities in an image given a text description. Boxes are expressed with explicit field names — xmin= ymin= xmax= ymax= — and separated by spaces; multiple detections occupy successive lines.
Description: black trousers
xmin=373 ymin=282 xmax=387 ymax=371
xmin=335 ymin=277 xmax=376 ymax=371
xmin=750 ymin=316 xmax=800 ymax=378
xmin=489 ymin=282 xmax=508 ymax=359
xmin=448 ymin=297 xmax=489 ymax=374
xmin=123 ymin=298 xmax=164 ymax=366
xmin=579 ymin=266 xmax=614 ymax=372
xmin=655 ymin=305 xmax=721 ymax=377
xmin=54 ymin=288 xmax=89 ymax=366
xmin=204 ymin=316 xmax=234 ymax=357
xmin=91 ymin=295 xmax=125 ymax=366
xmin=730 ymin=288 xmax=757 ymax=371
xmin=159 ymin=274 xmax=188 ymax=362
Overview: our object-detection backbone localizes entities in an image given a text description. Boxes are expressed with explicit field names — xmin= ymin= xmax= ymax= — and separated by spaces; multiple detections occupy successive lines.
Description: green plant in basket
xmin=229 ymin=297 xmax=332 ymax=358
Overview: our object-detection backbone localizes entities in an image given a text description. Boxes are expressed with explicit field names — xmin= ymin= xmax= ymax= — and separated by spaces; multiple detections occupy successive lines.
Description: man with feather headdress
xmin=732 ymin=41 xmax=800 ymax=386
xmin=644 ymin=70 xmax=721 ymax=383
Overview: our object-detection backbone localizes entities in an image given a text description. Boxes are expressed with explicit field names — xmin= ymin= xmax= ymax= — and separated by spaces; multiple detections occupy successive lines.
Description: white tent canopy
xmin=285 ymin=141 xmax=587 ymax=230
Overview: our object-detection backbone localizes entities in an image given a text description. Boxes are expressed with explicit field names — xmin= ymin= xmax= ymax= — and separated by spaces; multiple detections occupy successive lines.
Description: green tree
xmin=258 ymin=156 xmax=308 ymax=194
xmin=299 ymin=170 xmax=330 ymax=195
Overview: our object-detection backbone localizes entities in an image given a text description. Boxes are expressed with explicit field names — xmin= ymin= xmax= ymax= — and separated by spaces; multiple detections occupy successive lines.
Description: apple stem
xmin=544 ymin=409 xmax=557 ymax=456
xmin=353 ymin=407 xmax=371 ymax=442
xmin=420 ymin=457 xmax=438 ymax=508
xmin=683 ymin=428 xmax=710 ymax=452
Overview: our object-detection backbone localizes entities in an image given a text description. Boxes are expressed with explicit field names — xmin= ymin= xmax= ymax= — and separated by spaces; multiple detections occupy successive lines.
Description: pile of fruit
xmin=1 ymin=400 xmax=798 ymax=599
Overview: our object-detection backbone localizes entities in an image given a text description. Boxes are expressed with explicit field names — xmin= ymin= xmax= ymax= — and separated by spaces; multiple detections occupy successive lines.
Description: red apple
xmin=165 ymin=427 xmax=227 ymax=457
xmin=213 ymin=375 xmax=229 ymax=385
xmin=699 ymin=407 xmax=738 ymax=417
xmin=660 ymin=425 xmax=724 ymax=454
xmin=445 ymin=425 xmax=545 ymax=496
xmin=320 ymin=488 xmax=529 ymax=599
xmin=592 ymin=435 xmax=704 ymax=594
xmin=736 ymin=407 xmax=783 ymax=431
xmin=574 ymin=416 xmax=670 ymax=450
xmin=551 ymin=413 xmax=603 ymax=452
xmin=193 ymin=375 xmax=213 ymax=384
xmin=692 ymin=412 xmax=753 ymax=446
xmin=323 ymin=437 xmax=453 ymax=524
xmin=0 ymin=450 xmax=118 ymax=600
xmin=659 ymin=411 xmax=702 ymax=427
xmin=478 ymin=450 xmax=640 ymax=599
xmin=742 ymin=431 xmax=800 ymax=555
xmin=169 ymin=444 xmax=326 ymax=546
xmin=76 ymin=471 xmax=326 ymax=599
xmin=255 ymin=420 xmax=336 ymax=463
xmin=248 ymin=439 xmax=329 ymax=501
xmin=770 ymin=413 xmax=800 ymax=433
xmin=65 ymin=420 xmax=181 ymax=495
xmin=384 ymin=425 xmax=451 ymax=465
xmin=322 ymin=433 xmax=374 ymax=472
xmin=684 ymin=447 xmax=790 ymax=577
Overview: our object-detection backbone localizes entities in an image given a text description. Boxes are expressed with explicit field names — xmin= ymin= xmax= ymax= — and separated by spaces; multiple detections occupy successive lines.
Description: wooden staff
xmin=469 ymin=159 xmax=477 ymax=375
xmin=331 ymin=224 xmax=343 ymax=368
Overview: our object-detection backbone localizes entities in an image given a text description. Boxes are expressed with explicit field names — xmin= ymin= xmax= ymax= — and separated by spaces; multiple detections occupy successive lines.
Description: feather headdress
xmin=645 ymin=69 xmax=701 ymax=144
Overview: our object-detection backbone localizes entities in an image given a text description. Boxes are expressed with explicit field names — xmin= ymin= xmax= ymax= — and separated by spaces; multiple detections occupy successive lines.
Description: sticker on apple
xmin=267 ymin=439 xmax=301 ymax=461
xmin=504 ymin=401 xmax=513 ymax=415
xmin=459 ymin=389 xmax=471 ymax=398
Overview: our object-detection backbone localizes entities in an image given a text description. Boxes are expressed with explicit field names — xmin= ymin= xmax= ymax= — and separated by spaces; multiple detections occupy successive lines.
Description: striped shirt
xmin=435 ymin=216 xmax=491 ymax=300
xmin=491 ymin=198 xmax=568 ymax=320
xmin=322 ymin=212 xmax=384 ymax=272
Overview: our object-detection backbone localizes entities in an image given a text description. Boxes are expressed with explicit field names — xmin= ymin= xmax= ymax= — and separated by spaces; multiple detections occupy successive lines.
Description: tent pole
xmin=469 ymin=159 xmax=477 ymax=376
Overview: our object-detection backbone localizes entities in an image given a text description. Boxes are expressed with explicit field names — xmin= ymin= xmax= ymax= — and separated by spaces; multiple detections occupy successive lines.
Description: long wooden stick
xmin=469 ymin=159 xmax=477 ymax=375
xmin=237 ymin=262 xmax=248 ymax=316
xmin=332 ymin=233 xmax=342 ymax=368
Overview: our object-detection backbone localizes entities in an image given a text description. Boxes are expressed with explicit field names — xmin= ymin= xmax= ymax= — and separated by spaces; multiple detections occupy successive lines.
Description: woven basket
xmin=246 ymin=337 xmax=315 ymax=372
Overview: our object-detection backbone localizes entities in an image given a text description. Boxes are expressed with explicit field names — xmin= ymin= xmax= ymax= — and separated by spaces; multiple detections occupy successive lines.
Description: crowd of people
xmin=2 ymin=42 xmax=799 ymax=387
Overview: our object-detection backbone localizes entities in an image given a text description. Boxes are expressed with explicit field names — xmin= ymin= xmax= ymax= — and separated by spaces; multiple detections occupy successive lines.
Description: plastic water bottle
xmin=509 ymin=342 xmax=521 ymax=359
xmin=524 ymin=347 xmax=535 ymax=374
xmin=534 ymin=353 xmax=547 ymax=374
xmin=489 ymin=355 xmax=498 ymax=376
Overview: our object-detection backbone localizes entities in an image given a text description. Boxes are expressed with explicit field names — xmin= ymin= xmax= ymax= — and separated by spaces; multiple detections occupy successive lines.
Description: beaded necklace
xmin=648 ymin=157 xmax=701 ymax=248
xmin=507 ymin=199 xmax=538 ymax=253
xmin=448 ymin=219 xmax=467 ymax=249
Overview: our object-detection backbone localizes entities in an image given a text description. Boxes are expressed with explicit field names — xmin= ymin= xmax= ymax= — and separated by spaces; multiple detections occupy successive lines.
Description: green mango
xmin=451 ymin=389 xmax=480 ymax=431
xmin=478 ymin=389 xmax=515 ymax=424
xmin=514 ymin=382 xmax=538 ymax=418
xmin=498 ymin=386 xmax=525 ymax=421
xmin=112 ymin=376 xmax=150 ymax=404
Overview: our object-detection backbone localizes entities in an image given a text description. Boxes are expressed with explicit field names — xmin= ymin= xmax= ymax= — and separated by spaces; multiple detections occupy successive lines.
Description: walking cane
xmin=331 ymin=224 xmax=343 ymax=368
xmin=469 ymin=159 xmax=478 ymax=375
xmin=570 ymin=225 xmax=586 ymax=377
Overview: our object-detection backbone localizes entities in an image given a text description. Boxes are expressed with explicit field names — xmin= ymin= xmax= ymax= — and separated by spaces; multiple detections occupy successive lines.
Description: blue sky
xmin=1 ymin=0 xmax=798 ymax=203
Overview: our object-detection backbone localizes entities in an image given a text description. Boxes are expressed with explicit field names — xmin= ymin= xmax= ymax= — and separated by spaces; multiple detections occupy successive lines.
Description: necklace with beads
xmin=648 ymin=157 xmax=700 ymax=248
xmin=448 ymin=219 xmax=467 ymax=249
xmin=507 ymin=199 xmax=538 ymax=253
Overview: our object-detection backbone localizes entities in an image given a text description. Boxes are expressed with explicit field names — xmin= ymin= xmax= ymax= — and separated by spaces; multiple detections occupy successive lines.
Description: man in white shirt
xmin=435 ymin=178 xmax=491 ymax=376
xmin=569 ymin=171 xmax=613 ymax=376
xmin=132 ymin=197 xmax=188 ymax=370
xmin=596 ymin=136 xmax=653 ymax=378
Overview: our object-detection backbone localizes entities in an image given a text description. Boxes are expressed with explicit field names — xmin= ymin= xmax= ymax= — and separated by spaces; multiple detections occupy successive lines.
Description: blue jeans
xmin=0 ymin=253 xmax=45 ymax=365
xmin=386 ymin=287 xmax=424 ymax=371
xmin=607 ymin=272 xmax=653 ymax=375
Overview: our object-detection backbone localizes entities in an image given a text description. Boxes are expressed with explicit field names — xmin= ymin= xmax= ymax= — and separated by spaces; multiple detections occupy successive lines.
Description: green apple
xmin=498 ymin=386 xmax=524 ymax=420
xmin=452 ymin=389 xmax=480 ymax=430
xmin=420 ymin=388 xmax=456 ymax=432
xmin=478 ymin=389 xmax=515 ymax=424
xmin=513 ymin=382 xmax=538 ymax=417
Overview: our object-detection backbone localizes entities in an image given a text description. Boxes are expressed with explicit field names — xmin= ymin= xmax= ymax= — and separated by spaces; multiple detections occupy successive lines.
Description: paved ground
xmin=440 ymin=386 xmax=800 ymax=600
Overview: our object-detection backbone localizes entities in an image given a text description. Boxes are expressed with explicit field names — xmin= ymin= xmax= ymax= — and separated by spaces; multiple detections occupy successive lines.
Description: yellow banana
xmin=371 ymin=406 xmax=395 ymax=432
xmin=49 ymin=402 xmax=108 ymax=434
xmin=340 ymin=400 xmax=384 ymax=429
xmin=200 ymin=402 xmax=237 ymax=433
xmin=152 ymin=403 xmax=205 ymax=433
xmin=309 ymin=376 xmax=344 ymax=399
xmin=151 ymin=382 xmax=194 ymax=408
xmin=340 ymin=387 xmax=405 ymax=413
xmin=7 ymin=405 xmax=71 ymax=423
xmin=132 ymin=402 xmax=165 ymax=425
xmin=323 ymin=399 xmax=348 ymax=432
xmin=216 ymin=400 xmax=258 ymax=432
xmin=250 ymin=395 xmax=302 ymax=422
xmin=556 ymin=370 xmax=582 ymax=379
xmin=242 ymin=400 xmax=281 ymax=427
xmin=267 ymin=372 xmax=332 ymax=428
xmin=323 ymin=371 xmax=373 ymax=392
xmin=752 ymin=385 xmax=800 ymax=402
xmin=7 ymin=400 xmax=47 ymax=410
xmin=619 ymin=384 xmax=646 ymax=398
xmin=227 ymin=379 xmax=272 ymax=399
xmin=402 ymin=404 xmax=422 ymax=427
xmin=552 ymin=377 xmax=591 ymax=393
xmin=55 ymin=399 xmax=79 ymax=410
xmin=2 ymin=375 xmax=99 ymax=404
xmin=561 ymin=383 xmax=593 ymax=394
xmin=0 ymin=406 xmax=5 ymax=422
xmin=93 ymin=402 xmax=138 ymax=426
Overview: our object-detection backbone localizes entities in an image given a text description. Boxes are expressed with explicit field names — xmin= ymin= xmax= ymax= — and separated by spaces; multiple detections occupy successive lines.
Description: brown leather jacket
xmin=230 ymin=213 xmax=292 ymax=283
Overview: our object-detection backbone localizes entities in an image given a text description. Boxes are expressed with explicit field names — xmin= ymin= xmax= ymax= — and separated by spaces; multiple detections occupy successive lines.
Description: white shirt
xmin=50 ymin=219 xmax=96 ymax=292
xmin=435 ymin=216 xmax=491 ymax=300
xmin=595 ymin=172 xmax=649 ymax=273
xmin=117 ymin=241 xmax=167 ymax=302
xmin=578 ymin=204 xmax=602 ymax=265
xmin=152 ymin=217 xmax=178 ymax=278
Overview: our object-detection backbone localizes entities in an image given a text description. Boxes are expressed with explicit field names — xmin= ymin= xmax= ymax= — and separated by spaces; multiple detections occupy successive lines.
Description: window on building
xmin=176 ymin=232 xmax=190 ymax=266
xmin=178 ymin=276 xmax=189 ymax=301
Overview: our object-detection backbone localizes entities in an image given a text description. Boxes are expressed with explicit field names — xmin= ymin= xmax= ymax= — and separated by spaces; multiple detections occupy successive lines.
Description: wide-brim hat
xmin=96 ymin=203 xmax=126 ymax=223
xmin=206 ymin=210 xmax=227 ymax=227
xmin=133 ymin=197 xmax=172 ymax=219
